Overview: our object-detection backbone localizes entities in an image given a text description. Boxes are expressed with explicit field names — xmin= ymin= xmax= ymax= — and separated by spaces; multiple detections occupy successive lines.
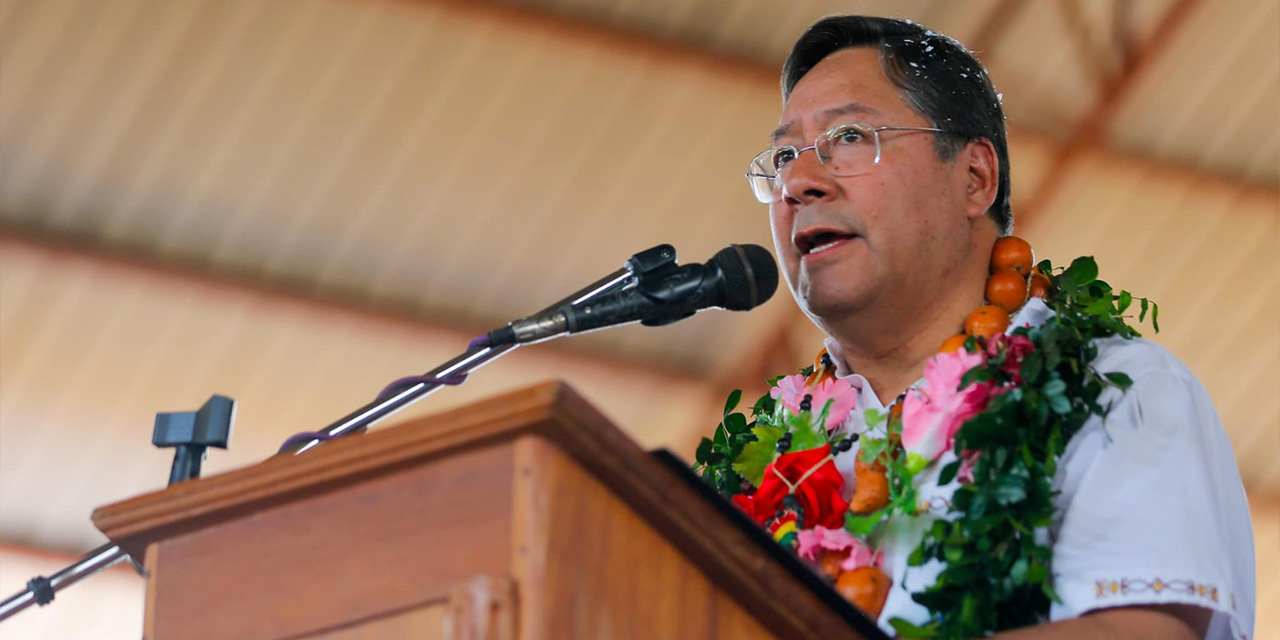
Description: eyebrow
xmin=771 ymin=102 xmax=880 ymax=144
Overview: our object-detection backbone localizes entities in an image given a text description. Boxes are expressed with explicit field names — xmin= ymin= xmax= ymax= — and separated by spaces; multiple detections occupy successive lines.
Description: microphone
xmin=487 ymin=244 xmax=778 ymax=347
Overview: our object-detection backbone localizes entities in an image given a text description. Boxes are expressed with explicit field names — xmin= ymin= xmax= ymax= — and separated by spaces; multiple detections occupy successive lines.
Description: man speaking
xmin=699 ymin=15 xmax=1255 ymax=640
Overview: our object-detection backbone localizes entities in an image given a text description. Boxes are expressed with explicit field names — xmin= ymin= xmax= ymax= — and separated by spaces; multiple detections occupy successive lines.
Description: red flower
xmin=732 ymin=445 xmax=849 ymax=530
xmin=988 ymin=333 xmax=1036 ymax=380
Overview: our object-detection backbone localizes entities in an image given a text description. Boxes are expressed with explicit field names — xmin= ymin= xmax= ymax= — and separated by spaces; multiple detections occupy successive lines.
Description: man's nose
xmin=779 ymin=148 xmax=836 ymax=205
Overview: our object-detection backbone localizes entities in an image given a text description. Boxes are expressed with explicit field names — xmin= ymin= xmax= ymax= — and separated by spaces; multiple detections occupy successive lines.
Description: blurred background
xmin=0 ymin=0 xmax=1275 ymax=637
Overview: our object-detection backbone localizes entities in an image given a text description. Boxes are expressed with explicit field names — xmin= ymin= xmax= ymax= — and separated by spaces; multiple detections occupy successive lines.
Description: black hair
xmin=782 ymin=16 xmax=1012 ymax=234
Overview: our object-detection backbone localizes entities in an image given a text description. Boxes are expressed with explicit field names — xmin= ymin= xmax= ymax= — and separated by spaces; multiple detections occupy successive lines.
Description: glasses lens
xmin=817 ymin=123 xmax=877 ymax=176
xmin=747 ymin=151 xmax=782 ymax=203
xmin=748 ymin=175 xmax=777 ymax=203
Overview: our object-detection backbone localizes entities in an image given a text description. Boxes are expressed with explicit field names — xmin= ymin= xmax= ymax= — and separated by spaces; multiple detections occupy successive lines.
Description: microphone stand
xmin=274 ymin=262 xmax=637 ymax=455
xmin=0 ymin=247 xmax=657 ymax=623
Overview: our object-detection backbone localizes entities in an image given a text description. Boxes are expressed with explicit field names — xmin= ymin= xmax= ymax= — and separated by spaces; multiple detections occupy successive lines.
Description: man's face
xmin=769 ymin=47 xmax=978 ymax=331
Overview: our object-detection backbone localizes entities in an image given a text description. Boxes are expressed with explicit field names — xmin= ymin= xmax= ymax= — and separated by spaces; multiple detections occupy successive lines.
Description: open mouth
xmin=799 ymin=231 xmax=856 ymax=256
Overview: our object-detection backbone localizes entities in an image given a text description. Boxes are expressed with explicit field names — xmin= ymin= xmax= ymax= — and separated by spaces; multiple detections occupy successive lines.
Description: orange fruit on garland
xmin=985 ymin=268 xmax=1029 ymax=313
xmin=848 ymin=458 xmax=890 ymax=514
xmin=835 ymin=566 xmax=892 ymax=618
xmin=989 ymin=236 xmax=1033 ymax=275
xmin=938 ymin=333 xmax=970 ymax=354
xmin=965 ymin=305 xmax=1011 ymax=339
xmin=1029 ymin=270 xmax=1052 ymax=299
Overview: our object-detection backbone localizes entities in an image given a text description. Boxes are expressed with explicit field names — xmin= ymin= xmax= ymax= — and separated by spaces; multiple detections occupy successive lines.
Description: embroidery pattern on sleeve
xmin=1094 ymin=577 xmax=1219 ymax=604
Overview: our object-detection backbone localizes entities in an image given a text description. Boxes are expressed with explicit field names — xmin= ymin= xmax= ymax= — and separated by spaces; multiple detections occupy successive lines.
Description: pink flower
xmin=901 ymin=349 xmax=994 ymax=463
xmin=987 ymin=333 xmax=1035 ymax=380
xmin=771 ymin=374 xmax=859 ymax=432
xmin=796 ymin=526 xmax=879 ymax=571
xmin=771 ymin=374 xmax=807 ymax=412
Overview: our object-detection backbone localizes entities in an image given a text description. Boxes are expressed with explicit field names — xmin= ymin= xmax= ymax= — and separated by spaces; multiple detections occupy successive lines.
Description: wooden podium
xmin=93 ymin=382 xmax=884 ymax=640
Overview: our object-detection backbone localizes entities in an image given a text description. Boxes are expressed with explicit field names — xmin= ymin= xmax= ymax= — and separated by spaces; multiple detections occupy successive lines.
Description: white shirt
xmin=824 ymin=299 xmax=1256 ymax=640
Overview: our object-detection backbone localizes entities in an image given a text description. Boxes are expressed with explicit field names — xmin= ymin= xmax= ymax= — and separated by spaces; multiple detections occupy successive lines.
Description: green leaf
xmin=1020 ymin=350 xmax=1044 ymax=384
xmin=1043 ymin=580 xmax=1063 ymax=604
xmin=863 ymin=407 xmax=886 ymax=431
xmin=908 ymin=544 xmax=927 ymax=567
xmin=858 ymin=437 xmax=889 ymax=464
xmin=1027 ymin=560 xmax=1049 ymax=583
xmin=722 ymin=389 xmax=743 ymax=416
xmin=1041 ymin=379 xmax=1066 ymax=397
xmin=713 ymin=467 xmax=742 ymax=495
xmin=889 ymin=617 xmax=939 ymax=638
xmin=752 ymin=391 xmax=774 ymax=415
xmin=1010 ymin=556 xmax=1029 ymax=583
xmin=787 ymin=413 xmax=829 ymax=451
xmin=1151 ymin=301 xmax=1160 ymax=332
xmin=731 ymin=424 xmax=783 ymax=486
xmin=1116 ymin=290 xmax=1132 ymax=313
xmin=938 ymin=460 xmax=961 ymax=486
xmin=723 ymin=412 xmax=749 ymax=435
xmin=845 ymin=510 xmax=886 ymax=536
xmin=1139 ymin=298 xmax=1149 ymax=322
xmin=1103 ymin=371 xmax=1133 ymax=390
xmin=694 ymin=438 xmax=713 ymax=465
xmin=1061 ymin=256 xmax=1098 ymax=290
xmin=1084 ymin=297 xmax=1113 ymax=315
xmin=1048 ymin=393 xmax=1072 ymax=415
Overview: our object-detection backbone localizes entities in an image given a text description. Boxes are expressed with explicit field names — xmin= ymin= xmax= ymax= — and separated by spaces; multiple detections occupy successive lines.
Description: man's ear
xmin=963 ymin=138 xmax=999 ymax=221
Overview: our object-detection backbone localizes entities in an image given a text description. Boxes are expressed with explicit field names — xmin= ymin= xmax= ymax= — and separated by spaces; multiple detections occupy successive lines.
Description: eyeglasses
xmin=745 ymin=122 xmax=952 ymax=204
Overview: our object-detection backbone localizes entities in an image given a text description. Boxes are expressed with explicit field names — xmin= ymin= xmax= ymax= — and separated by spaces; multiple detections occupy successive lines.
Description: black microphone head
xmin=710 ymin=244 xmax=779 ymax=311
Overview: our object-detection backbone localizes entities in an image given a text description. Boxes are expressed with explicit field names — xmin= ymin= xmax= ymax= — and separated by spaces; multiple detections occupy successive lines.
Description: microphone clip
xmin=625 ymin=244 xmax=709 ymax=325
xmin=626 ymin=244 xmax=679 ymax=283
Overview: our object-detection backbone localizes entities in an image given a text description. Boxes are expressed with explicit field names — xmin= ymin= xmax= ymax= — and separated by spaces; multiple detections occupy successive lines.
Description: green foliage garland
xmin=694 ymin=256 xmax=1158 ymax=639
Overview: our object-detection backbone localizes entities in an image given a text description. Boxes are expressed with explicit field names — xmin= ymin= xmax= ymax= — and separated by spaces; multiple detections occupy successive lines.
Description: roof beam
xmin=1017 ymin=0 xmax=1206 ymax=224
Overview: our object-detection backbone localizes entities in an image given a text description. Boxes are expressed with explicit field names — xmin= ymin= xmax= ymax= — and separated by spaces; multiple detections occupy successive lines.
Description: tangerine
xmin=985 ymin=268 xmax=1028 ymax=313
xmin=848 ymin=458 xmax=890 ymax=514
xmin=965 ymin=305 xmax=1011 ymax=339
xmin=1029 ymin=270 xmax=1052 ymax=299
xmin=990 ymin=236 xmax=1033 ymax=275
xmin=938 ymin=333 xmax=969 ymax=354
xmin=834 ymin=567 xmax=892 ymax=618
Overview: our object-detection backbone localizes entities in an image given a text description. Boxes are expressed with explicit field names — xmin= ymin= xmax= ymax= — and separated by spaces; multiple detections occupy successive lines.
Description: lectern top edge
xmin=92 ymin=381 xmax=572 ymax=557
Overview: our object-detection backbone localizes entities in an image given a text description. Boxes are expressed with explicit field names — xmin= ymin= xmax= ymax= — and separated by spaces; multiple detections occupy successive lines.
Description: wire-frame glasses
xmin=745 ymin=122 xmax=952 ymax=204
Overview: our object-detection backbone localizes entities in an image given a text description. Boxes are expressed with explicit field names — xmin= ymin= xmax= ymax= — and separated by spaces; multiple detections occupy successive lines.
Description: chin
xmin=797 ymin=288 xmax=873 ymax=327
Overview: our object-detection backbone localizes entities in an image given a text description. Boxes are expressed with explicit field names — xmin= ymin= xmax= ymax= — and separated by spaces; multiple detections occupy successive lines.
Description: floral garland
xmin=693 ymin=242 xmax=1158 ymax=639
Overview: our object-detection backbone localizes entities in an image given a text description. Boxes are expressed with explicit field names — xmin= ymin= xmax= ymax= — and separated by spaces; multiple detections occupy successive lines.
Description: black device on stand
xmin=0 ymin=395 xmax=235 ymax=621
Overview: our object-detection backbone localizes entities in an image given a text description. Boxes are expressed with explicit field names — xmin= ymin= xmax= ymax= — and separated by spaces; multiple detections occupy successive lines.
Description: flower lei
xmin=693 ymin=247 xmax=1158 ymax=639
